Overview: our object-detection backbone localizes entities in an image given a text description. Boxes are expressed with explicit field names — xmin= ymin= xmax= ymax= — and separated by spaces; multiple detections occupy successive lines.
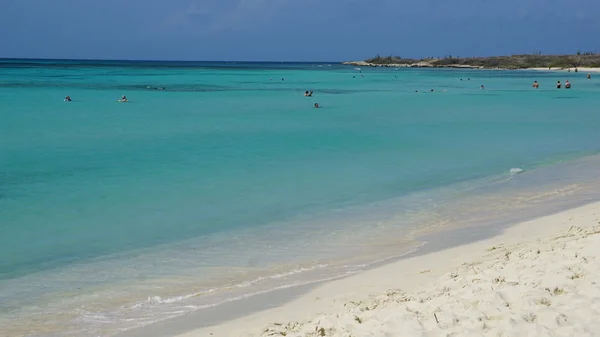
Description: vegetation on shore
xmin=358 ymin=52 xmax=600 ymax=69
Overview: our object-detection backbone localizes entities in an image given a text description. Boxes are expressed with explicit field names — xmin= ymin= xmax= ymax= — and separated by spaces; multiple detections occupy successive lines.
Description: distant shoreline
xmin=343 ymin=54 xmax=600 ymax=72
xmin=342 ymin=61 xmax=600 ymax=72
xmin=342 ymin=61 xmax=484 ymax=69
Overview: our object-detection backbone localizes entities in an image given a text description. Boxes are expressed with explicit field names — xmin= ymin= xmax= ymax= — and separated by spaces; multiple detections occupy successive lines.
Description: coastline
xmin=342 ymin=60 xmax=600 ymax=72
xmin=528 ymin=67 xmax=600 ymax=73
xmin=114 ymin=153 xmax=600 ymax=337
xmin=163 ymin=201 xmax=600 ymax=337
xmin=341 ymin=61 xmax=484 ymax=69
xmin=114 ymin=154 xmax=600 ymax=337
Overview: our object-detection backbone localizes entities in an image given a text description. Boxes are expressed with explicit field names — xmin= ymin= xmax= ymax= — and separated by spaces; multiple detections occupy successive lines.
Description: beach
xmin=170 ymin=202 xmax=600 ymax=337
xmin=529 ymin=67 xmax=600 ymax=73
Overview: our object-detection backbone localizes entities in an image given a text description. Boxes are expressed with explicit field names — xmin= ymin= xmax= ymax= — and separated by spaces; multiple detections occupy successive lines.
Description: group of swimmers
xmin=556 ymin=80 xmax=571 ymax=89
xmin=303 ymin=90 xmax=319 ymax=108
xmin=63 ymin=71 xmax=593 ymax=107
xmin=532 ymin=73 xmax=591 ymax=89
xmin=64 ymin=95 xmax=128 ymax=102
xmin=531 ymin=80 xmax=573 ymax=89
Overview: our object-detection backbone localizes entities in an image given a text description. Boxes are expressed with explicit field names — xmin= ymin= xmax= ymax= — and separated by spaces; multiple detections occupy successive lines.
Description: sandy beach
xmin=529 ymin=67 xmax=600 ymax=73
xmin=169 ymin=202 xmax=600 ymax=337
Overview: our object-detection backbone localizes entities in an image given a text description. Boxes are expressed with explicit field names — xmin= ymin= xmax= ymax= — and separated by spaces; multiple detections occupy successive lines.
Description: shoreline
xmin=115 ymin=154 xmax=600 ymax=337
xmin=342 ymin=61 xmax=600 ymax=72
xmin=163 ymin=201 xmax=600 ymax=337
xmin=117 ymin=160 xmax=600 ymax=337
xmin=341 ymin=61 xmax=484 ymax=69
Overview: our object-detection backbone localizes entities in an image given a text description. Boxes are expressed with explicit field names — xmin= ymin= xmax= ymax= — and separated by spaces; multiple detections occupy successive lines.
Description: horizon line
xmin=0 ymin=57 xmax=345 ymax=64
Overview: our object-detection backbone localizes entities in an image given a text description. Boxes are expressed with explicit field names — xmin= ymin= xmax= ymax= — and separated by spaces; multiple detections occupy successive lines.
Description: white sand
xmin=530 ymin=67 xmax=600 ymax=73
xmin=177 ymin=202 xmax=600 ymax=337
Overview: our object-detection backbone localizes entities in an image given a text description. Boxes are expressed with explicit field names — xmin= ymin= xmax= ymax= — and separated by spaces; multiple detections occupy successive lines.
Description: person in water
xmin=532 ymin=81 xmax=539 ymax=88
xmin=587 ymin=73 xmax=591 ymax=79
xmin=64 ymin=95 xmax=71 ymax=102
xmin=120 ymin=95 xmax=128 ymax=102
xmin=556 ymin=81 xmax=562 ymax=89
xmin=480 ymin=85 xmax=485 ymax=89
xmin=314 ymin=103 xmax=319 ymax=108
xmin=304 ymin=91 xmax=309 ymax=96
xmin=565 ymin=80 xmax=571 ymax=89
xmin=308 ymin=91 xmax=313 ymax=97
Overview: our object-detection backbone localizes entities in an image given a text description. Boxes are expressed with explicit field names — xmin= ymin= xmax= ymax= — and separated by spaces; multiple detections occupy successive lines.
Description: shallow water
xmin=1 ymin=60 xmax=599 ymax=336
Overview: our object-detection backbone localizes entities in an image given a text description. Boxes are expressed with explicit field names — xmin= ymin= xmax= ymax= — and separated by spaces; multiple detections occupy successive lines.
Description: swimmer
xmin=304 ymin=91 xmax=309 ymax=96
xmin=308 ymin=91 xmax=313 ymax=97
xmin=587 ymin=73 xmax=591 ymax=79
xmin=314 ymin=103 xmax=319 ymax=108
xmin=480 ymin=85 xmax=485 ymax=89
xmin=565 ymin=80 xmax=571 ymax=89
xmin=532 ymin=81 xmax=539 ymax=88
xmin=556 ymin=81 xmax=561 ymax=89
xmin=64 ymin=95 xmax=71 ymax=102
xmin=120 ymin=95 xmax=129 ymax=102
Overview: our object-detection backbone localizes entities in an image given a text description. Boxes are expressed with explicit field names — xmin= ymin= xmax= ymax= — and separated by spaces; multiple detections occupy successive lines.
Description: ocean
xmin=1 ymin=60 xmax=600 ymax=336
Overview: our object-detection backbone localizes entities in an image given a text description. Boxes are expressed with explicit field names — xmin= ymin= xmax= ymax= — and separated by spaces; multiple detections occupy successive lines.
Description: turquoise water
xmin=1 ymin=60 xmax=600 ymax=336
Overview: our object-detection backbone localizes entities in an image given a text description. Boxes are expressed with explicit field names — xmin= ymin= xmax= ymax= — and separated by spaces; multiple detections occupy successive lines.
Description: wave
xmin=145 ymin=264 xmax=329 ymax=306
xmin=509 ymin=168 xmax=525 ymax=175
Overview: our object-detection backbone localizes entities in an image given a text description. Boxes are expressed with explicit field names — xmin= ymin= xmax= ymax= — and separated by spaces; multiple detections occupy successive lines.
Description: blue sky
xmin=1 ymin=0 xmax=598 ymax=61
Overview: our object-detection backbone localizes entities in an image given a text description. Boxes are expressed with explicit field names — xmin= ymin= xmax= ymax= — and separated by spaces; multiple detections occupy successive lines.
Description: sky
xmin=1 ymin=0 xmax=599 ymax=61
